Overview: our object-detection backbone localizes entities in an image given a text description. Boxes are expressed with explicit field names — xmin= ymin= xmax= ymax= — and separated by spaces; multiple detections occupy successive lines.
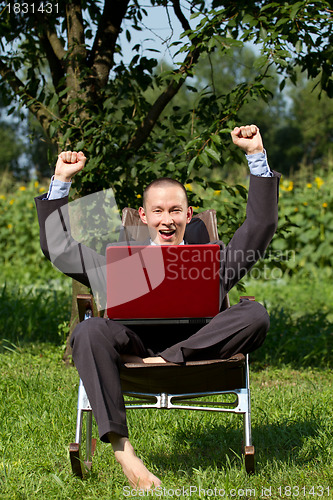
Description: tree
xmin=27 ymin=114 xmax=58 ymax=180
xmin=0 ymin=95 xmax=56 ymax=180
xmin=1 ymin=0 xmax=332 ymax=350
xmin=165 ymin=45 xmax=289 ymax=179
xmin=288 ymin=74 xmax=333 ymax=173
xmin=0 ymin=0 xmax=332 ymax=205
xmin=0 ymin=121 xmax=25 ymax=176
xmin=0 ymin=93 xmax=27 ymax=178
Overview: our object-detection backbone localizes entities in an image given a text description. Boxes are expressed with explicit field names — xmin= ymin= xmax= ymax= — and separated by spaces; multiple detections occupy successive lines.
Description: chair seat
xmin=120 ymin=354 xmax=245 ymax=394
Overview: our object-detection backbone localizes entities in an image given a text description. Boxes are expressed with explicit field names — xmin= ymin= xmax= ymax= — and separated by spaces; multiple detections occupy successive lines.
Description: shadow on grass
xmin=251 ymin=308 xmax=333 ymax=369
xmin=0 ymin=283 xmax=71 ymax=348
xmin=147 ymin=417 xmax=321 ymax=475
xmin=2 ymin=278 xmax=332 ymax=367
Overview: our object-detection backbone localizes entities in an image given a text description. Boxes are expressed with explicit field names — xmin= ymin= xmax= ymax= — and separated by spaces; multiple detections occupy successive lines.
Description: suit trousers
xmin=70 ymin=298 xmax=269 ymax=442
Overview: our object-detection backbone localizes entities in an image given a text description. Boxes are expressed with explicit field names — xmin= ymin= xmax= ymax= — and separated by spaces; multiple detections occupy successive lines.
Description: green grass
xmin=0 ymin=280 xmax=71 ymax=348
xmin=229 ymin=269 xmax=333 ymax=369
xmin=0 ymin=346 xmax=332 ymax=499
xmin=1 ymin=271 xmax=333 ymax=499
xmin=231 ymin=269 xmax=333 ymax=322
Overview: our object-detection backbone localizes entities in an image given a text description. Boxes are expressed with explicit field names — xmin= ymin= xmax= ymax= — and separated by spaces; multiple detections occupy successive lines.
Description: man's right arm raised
xmin=45 ymin=151 xmax=86 ymax=200
xmin=35 ymin=152 xmax=107 ymax=297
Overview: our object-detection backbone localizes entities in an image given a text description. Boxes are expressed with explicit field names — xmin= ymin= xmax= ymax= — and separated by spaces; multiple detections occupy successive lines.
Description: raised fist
xmin=54 ymin=151 xmax=87 ymax=182
xmin=231 ymin=125 xmax=264 ymax=155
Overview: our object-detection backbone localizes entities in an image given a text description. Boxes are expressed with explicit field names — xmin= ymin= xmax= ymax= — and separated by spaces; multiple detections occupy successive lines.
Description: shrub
xmin=269 ymin=172 xmax=333 ymax=275
xmin=0 ymin=179 xmax=66 ymax=285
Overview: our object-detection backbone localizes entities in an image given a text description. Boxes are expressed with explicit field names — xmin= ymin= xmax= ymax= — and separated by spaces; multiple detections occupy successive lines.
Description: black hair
xmin=142 ymin=178 xmax=189 ymax=207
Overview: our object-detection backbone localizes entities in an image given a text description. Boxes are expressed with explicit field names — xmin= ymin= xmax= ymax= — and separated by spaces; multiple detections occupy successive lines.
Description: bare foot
xmin=142 ymin=356 xmax=167 ymax=364
xmin=108 ymin=434 xmax=161 ymax=490
xmin=120 ymin=355 xmax=167 ymax=365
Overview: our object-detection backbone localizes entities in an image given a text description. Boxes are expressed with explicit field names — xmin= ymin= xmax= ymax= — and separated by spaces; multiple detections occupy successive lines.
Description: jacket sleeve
xmin=220 ymin=171 xmax=281 ymax=294
xmin=34 ymin=194 xmax=107 ymax=298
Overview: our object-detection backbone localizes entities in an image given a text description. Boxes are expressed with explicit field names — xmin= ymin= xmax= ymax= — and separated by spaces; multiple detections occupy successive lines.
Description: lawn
xmin=0 ymin=271 xmax=332 ymax=499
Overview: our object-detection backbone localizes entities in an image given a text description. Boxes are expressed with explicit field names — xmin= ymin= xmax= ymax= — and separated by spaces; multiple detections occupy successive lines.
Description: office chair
xmin=69 ymin=209 xmax=255 ymax=477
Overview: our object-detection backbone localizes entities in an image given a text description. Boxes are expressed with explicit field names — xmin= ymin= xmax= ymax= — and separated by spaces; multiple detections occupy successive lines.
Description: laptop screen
xmin=106 ymin=244 xmax=220 ymax=321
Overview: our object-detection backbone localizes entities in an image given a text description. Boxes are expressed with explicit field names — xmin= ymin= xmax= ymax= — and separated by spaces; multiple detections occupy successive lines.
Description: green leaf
xmin=199 ymin=150 xmax=210 ymax=167
xmin=279 ymin=79 xmax=286 ymax=92
xmin=49 ymin=94 xmax=59 ymax=108
xmin=187 ymin=156 xmax=197 ymax=176
xmin=253 ymin=55 xmax=269 ymax=69
xmin=205 ymin=147 xmax=220 ymax=163
xmin=290 ymin=1 xmax=304 ymax=20
xmin=295 ymin=40 xmax=303 ymax=54
xmin=75 ymin=140 xmax=85 ymax=151
xmin=210 ymin=134 xmax=222 ymax=146
xmin=58 ymin=87 xmax=72 ymax=98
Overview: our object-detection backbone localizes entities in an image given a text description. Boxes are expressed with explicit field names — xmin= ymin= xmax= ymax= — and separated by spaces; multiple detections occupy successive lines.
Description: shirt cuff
xmin=44 ymin=176 xmax=72 ymax=200
xmin=245 ymin=150 xmax=273 ymax=177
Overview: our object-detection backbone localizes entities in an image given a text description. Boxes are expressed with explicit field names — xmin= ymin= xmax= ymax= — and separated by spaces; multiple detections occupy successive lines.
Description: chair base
xmin=71 ymin=354 xmax=254 ymax=476
xmin=69 ymin=440 xmax=254 ymax=477
xmin=244 ymin=445 xmax=255 ymax=474
xmin=69 ymin=439 xmax=97 ymax=478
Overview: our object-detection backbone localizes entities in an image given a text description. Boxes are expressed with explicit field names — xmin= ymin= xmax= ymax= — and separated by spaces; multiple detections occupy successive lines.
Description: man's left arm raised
xmin=221 ymin=125 xmax=281 ymax=293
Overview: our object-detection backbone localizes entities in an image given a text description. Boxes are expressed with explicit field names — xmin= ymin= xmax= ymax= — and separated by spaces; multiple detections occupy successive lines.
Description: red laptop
xmin=106 ymin=244 xmax=220 ymax=324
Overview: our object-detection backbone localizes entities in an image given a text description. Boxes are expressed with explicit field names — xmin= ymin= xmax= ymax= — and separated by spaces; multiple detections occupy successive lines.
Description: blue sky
xmin=116 ymin=4 xmax=197 ymax=66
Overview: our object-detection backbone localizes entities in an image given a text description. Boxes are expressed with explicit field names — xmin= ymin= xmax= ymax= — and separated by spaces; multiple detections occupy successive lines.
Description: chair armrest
xmin=77 ymin=294 xmax=94 ymax=322
xmin=239 ymin=296 xmax=255 ymax=301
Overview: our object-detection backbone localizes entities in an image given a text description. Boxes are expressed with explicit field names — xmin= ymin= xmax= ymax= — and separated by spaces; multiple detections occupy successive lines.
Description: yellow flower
xmin=294 ymin=207 xmax=299 ymax=212
xmin=185 ymin=183 xmax=193 ymax=192
xmin=39 ymin=187 xmax=45 ymax=193
xmin=7 ymin=224 xmax=13 ymax=229
xmin=315 ymin=177 xmax=324 ymax=188
xmin=281 ymin=180 xmax=293 ymax=191
xmin=214 ymin=190 xmax=221 ymax=196
xmin=322 ymin=202 xmax=328 ymax=208
xmin=9 ymin=199 xmax=14 ymax=205
xmin=19 ymin=186 xmax=26 ymax=191
xmin=34 ymin=181 xmax=39 ymax=188
xmin=306 ymin=183 xmax=312 ymax=189
xmin=136 ymin=194 xmax=142 ymax=199
xmin=303 ymin=202 xmax=308 ymax=206
xmin=192 ymin=206 xmax=199 ymax=210
xmin=0 ymin=195 xmax=5 ymax=200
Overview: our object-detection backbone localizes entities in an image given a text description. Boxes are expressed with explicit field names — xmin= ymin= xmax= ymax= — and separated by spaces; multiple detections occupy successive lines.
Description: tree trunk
xmin=62 ymin=279 xmax=96 ymax=363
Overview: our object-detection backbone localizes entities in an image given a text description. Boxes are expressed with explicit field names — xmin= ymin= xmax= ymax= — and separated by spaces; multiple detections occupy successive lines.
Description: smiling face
xmin=138 ymin=184 xmax=193 ymax=245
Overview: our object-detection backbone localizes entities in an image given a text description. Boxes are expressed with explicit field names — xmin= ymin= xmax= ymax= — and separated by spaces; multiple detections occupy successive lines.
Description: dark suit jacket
xmin=35 ymin=172 xmax=280 ymax=316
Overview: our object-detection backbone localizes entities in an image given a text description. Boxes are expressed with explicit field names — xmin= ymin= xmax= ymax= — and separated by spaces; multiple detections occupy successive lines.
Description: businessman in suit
xmin=35 ymin=125 xmax=280 ymax=489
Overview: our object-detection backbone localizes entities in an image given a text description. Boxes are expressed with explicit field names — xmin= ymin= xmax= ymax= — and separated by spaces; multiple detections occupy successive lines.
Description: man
xmin=35 ymin=125 xmax=280 ymax=489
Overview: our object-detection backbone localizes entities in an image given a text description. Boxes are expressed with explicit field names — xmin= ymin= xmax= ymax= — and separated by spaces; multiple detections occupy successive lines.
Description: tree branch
xmin=171 ymin=0 xmax=192 ymax=33
xmin=38 ymin=31 xmax=66 ymax=93
xmin=125 ymin=1 xmax=203 ymax=152
xmin=0 ymin=58 xmax=55 ymax=134
xmin=126 ymin=47 xmax=200 ymax=152
xmin=34 ymin=7 xmax=67 ymax=62
xmin=45 ymin=27 xmax=67 ymax=61
xmin=66 ymin=0 xmax=85 ymax=55
xmin=88 ymin=0 xmax=130 ymax=88
xmin=65 ymin=0 xmax=88 ymax=112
